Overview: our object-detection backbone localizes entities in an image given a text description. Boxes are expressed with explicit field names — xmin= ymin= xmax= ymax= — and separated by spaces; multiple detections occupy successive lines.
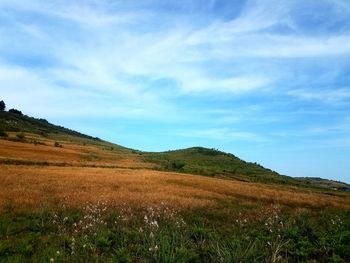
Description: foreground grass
xmin=1 ymin=201 xmax=349 ymax=263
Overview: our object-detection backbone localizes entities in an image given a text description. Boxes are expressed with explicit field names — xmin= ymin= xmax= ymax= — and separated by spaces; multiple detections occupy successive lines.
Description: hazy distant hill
xmin=297 ymin=177 xmax=350 ymax=191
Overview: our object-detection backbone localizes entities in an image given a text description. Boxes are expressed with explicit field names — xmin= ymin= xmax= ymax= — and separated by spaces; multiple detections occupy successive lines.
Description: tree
xmin=9 ymin=108 xmax=23 ymax=115
xmin=0 ymin=100 xmax=5 ymax=111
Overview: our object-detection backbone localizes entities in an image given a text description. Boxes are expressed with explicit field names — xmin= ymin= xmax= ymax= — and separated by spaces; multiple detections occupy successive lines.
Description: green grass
xmin=0 ymin=203 xmax=349 ymax=262
xmin=296 ymin=177 xmax=350 ymax=191
xmin=143 ymin=147 xmax=311 ymax=187
xmin=0 ymin=111 xmax=98 ymax=141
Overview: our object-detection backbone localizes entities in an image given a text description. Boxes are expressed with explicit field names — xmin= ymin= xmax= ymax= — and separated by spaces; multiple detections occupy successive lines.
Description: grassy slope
xmin=1 ymin=110 xmax=350 ymax=262
xmin=0 ymin=111 xmax=98 ymax=140
xmin=143 ymin=147 xmax=294 ymax=185
xmin=0 ymin=111 xmax=132 ymax=152
xmin=297 ymin=177 xmax=350 ymax=191
xmin=0 ymin=110 xmax=348 ymax=190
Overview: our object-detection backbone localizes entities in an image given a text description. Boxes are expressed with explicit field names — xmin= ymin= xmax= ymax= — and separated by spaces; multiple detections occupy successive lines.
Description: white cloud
xmin=288 ymin=88 xmax=350 ymax=104
xmin=0 ymin=64 xmax=174 ymax=119
xmin=179 ymin=127 xmax=268 ymax=143
xmin=0 ymin=0 xmax=350 ymax=121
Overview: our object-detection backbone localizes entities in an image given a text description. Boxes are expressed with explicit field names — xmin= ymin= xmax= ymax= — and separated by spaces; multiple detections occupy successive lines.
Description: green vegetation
xmin=0 ymin=110 xmax=130 ymax=154
xmin=0 ymin=100 xmax=5 ymax=111
xmin=8 ymin=109 xmax=23 ymax=116
xmin=0 ymin=129 xmax=8 ymax=137
xmin=297 ymin=177 xmax=350 ymax=191
xmin=0 ymin=203 xmax=349 ymax=262
xmin=16 ymin=132 xmax=25 ymax=140
xmin=0 ymin=111 xmax=100 ymax=142
xmin=144 ymin=147 xmax=303 ymax=186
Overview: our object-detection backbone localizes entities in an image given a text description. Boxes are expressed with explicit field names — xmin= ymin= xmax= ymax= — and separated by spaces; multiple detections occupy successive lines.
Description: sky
xmin=0 ymin=0 xmax=350 ymax=183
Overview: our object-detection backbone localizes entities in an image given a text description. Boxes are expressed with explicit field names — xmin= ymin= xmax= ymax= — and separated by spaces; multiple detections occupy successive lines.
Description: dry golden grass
xmin=0 ymin=135 xmax=150 ymax=168
xmin=1 ymin=134 xmax=349 ymax=213
xmin=1 ymin=164 xmax=349 ymax=212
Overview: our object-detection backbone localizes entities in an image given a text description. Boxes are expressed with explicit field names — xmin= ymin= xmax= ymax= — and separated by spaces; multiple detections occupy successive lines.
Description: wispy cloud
xmin=288 ymin=88 xmax=350 ymax=104
xmin=178 ymin=127 xmax=268 ymax=143
xmin=1 ymin=0 xmax=350 ymax=182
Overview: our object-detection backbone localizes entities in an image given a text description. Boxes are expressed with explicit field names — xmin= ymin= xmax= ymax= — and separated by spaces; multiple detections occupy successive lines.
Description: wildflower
xmin=56 ymin=251 xmax=60 ymax=255
xmin=151 ymin=220 xmax=158 ymax=228
xmin=50 ymin=258 xmax=54 ymax=262
xmin=149 ymin=245 xmax=159 ymax=252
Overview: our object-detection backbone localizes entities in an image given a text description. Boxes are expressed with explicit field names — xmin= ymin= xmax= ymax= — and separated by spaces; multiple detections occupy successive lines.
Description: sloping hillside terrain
xmin=1 ymin=110 xmax=347 ymax=189
xmin=0 ymin=110 xmax=350 ymax=262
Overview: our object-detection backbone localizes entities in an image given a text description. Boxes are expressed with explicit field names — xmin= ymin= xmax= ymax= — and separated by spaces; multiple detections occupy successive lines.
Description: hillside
xmin=0 ymin=110 xmax=347 ymax=189
xmin=1 ymin=109 xmax=350 ymax=262
xmin=0 ymin=110 xmax=100 ymax=141
xmin=144 ymin=147 xmax=295 ymax=185
xmin=297 ymin=177 xmax=350 ymax=191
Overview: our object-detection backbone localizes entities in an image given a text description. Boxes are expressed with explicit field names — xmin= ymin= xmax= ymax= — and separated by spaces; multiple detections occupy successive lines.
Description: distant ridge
xmin=296 ymin=177 xmax=350 ymax=191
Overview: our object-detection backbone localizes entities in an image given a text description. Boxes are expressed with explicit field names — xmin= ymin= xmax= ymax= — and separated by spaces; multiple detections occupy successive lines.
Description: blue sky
xmin=1 ymin=0 xmax=350 ymax=183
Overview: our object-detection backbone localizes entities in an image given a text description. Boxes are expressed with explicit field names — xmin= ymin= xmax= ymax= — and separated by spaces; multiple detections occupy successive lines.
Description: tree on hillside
xmin=9 ymin=108 xmax=23 ymax=115
xmin=0 ymin=100 xmax=5 ymax=111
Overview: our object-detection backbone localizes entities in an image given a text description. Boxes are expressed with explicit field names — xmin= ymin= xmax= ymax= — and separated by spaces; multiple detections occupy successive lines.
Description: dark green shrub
xmin=0 ymin=100 xmax=5 ymax=111
xmin=9 ymin=108 xmax=23 ymax=115
xmin=0 ymin=129 xmax=8 ymax=137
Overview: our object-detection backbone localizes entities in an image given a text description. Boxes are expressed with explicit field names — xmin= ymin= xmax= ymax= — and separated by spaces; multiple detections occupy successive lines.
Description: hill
xmin=1 ymin=109 xmax=350 ymax=262
xmin=0 ymin=110 xmax=100 ymax=141
xmin=297 ymin=177 xmax=350 ymax=191
xmin=0 ymin=110 xmax=347 ymax=189
xmin=144 ymin=147 xmax=297 ymax=185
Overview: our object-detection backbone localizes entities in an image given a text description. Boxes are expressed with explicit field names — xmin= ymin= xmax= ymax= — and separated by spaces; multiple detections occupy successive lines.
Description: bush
xmin=9 ymin=109 xmax=23 ymax=115
xmin=0 ymin=100 xmax=5 ymax=111
xmin=0 ymin=130 xmax=8 ymax=137
xmin=16 ymin=133 xmax=25 ymax=140
xmin=54 ymin=142 xmax=62 ymax=148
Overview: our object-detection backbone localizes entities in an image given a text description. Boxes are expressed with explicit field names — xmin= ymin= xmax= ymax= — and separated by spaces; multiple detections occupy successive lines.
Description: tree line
xmin=0 ymin=100 xmax=23 ymax=115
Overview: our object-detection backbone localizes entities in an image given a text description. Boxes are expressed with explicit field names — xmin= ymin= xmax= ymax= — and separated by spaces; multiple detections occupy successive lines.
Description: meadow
xmin=0 ymin=128 xmax=350 ymax=262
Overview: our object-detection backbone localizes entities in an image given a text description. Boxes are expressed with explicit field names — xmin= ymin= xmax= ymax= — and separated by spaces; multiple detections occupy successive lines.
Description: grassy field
xmin=1 ymin=112 xmax=350 ymax=262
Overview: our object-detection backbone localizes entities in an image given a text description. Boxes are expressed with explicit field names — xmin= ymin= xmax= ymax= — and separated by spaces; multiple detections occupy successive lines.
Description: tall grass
xmin=1 ymin=201 xmax=349 ymax=262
